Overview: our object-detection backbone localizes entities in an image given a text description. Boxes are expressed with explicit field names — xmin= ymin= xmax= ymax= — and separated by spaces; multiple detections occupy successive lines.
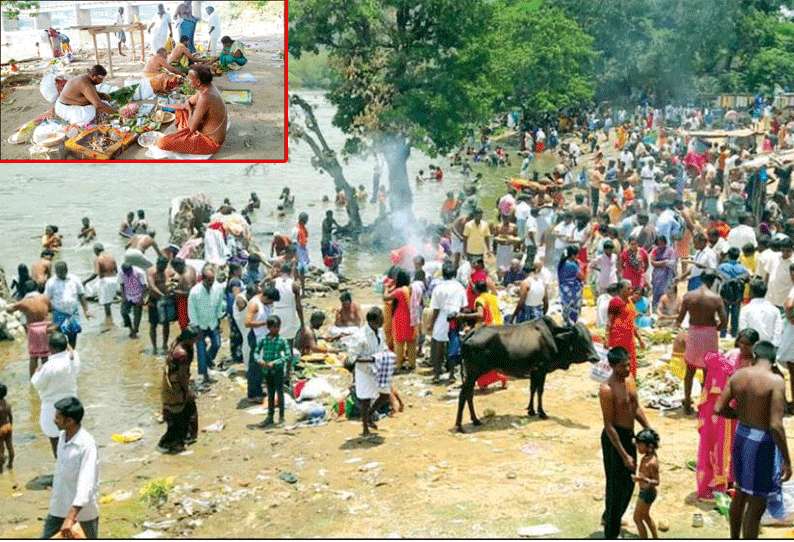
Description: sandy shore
xmin=0 ymin=30 xmax=284 ymax=161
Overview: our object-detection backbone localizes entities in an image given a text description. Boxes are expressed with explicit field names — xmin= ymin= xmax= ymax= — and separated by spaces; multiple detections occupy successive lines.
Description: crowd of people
xmin=4 ymin=97 xmax=794 ymax=537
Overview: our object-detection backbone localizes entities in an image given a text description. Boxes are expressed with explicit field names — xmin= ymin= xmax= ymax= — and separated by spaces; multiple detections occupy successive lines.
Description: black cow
xmin=455 ymin=316 xmax=598 ymax=432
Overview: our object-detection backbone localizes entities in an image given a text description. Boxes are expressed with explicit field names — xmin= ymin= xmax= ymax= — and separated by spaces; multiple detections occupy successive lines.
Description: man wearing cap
xmin=41 ymin=396 xmax=99 ymax=539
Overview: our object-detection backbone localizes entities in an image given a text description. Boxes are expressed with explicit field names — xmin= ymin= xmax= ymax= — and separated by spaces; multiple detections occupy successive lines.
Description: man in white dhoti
xmin=206 ymin=6 xmax=221 ymax=56
xmin=148 ymin=3 xmax=173 ymax=55
xmin=55 ymin=65 xmax=117 ymax=126
xmin=30 ymin=332 xmax=80 ymax=458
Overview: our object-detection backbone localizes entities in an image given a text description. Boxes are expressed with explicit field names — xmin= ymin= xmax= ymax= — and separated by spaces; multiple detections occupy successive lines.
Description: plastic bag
xmin=32 ymin=121 xmax=64 ymax=145
xmin=589 ymin=359 xmax=612 ymax=383
xmin=298 ymin=377 xmax=335 ymax=401
xmin=40 ymin=72 xmax=59 ymax=103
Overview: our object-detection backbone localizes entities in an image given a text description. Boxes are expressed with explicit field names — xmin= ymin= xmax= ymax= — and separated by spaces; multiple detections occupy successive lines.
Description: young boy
xmin=633 ymin=428 xmax=660 ymax=538
xmin=253 ymin=316 xmax=291 ymax=428
xmin=0 ymin=384 xmax=13 ymax=473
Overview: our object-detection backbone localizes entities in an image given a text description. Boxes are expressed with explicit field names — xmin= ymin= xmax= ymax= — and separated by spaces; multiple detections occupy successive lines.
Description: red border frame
xmin=1 ymin=0 xmax=288 ymax=164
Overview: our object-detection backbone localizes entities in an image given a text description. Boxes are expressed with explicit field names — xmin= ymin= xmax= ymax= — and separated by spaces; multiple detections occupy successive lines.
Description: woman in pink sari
xmin=696 ymin=328 xmax=759 ymax=500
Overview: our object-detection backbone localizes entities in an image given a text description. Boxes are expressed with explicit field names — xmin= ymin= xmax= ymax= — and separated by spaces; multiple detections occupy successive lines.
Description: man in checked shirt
xmin=252 ymin=315 xmax=291 ymax=428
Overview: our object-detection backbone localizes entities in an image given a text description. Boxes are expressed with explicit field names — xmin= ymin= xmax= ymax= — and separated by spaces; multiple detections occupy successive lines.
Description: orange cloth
xmin=297 ymin=223 xmax=308 ymax=248
xmin=144 ymin=71 xmax=180 ymax=93
xmin=156 ymin=109 xmax=222 ymax=155
xmin=0 ymin=423 xmax=11 ymax=438
xmin=607 ymin=296 xmax=638 ymax=377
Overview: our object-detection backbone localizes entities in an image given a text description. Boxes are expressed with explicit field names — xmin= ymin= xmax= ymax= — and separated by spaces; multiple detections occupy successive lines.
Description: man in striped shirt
xmin=118 ymin=263 xmax=147 ymax=339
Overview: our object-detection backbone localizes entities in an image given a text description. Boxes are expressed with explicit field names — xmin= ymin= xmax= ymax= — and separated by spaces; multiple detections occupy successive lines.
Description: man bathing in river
xmin=31 ymin=250 xmax=54 ymax=293
xmin=55 ymin=65 xmax=118 ymax=126
xmin=5 ymin=288 xmax=51 ymax=377
xmin=83 ymin=243 xmax=118 ymax=321
xmin=125 ymin=232 xmax=162 ymax=270
xmin=155 ymin=65 xmax=226 ymax=156
xmin=143 ymin=48 xmax=184 ymax=93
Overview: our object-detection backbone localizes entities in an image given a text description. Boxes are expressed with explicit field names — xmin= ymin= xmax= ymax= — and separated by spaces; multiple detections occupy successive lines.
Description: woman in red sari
xmin=605 ymin=280 xmax=646 ymax=377
xmin=384 ymin=269 xmax=416 ymax=372
xmin=465 ymin=257 xmax=489 ymax=309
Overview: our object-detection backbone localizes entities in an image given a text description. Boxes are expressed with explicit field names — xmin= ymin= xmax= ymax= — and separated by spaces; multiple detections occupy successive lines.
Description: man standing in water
xmin=147 ymin=256 xmax=175 ymax=355
xmin=5 ymin=287 xmax=51 ymax=376
xmin=599 ymin=346 xmax=652 ymax=539
xmin=171 ymin=258 xmax=196 ymax=331
xmin=31 ymin=250 xmax=54 ymax=293
xmin=45 ymin=262 xmax=91 ymax=349
xmin=188 ymin=264 xmax=225 ymax=386
xmin=83 ymin=243 xmax=118 ymax=321
xmin=676 ymin=269 xmax=727 ymax=414
xmin=715 ymin=341 xmax=792 ymax=539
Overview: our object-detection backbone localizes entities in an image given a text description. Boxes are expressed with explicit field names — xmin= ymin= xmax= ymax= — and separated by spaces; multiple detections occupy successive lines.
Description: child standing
xmin=253 ymin=316 xmax=291 ymax=428
xmin=0 ymin=384 xmax=13 ymax=473
xmin=633 ymin=428 xmax=660 ymax=539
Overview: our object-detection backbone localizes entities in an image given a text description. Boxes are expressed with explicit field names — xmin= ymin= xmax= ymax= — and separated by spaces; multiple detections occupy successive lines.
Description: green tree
xmin=2 ymin=1 xmax=39 ymax=20
xmin=488 ymin=1 xmax=594 ymax=118
xmin=289 ymin=0 xmax=495 ymax=212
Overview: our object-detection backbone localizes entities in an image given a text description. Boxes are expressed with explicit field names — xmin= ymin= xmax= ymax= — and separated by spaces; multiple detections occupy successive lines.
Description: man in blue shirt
xmin=718 ymin=247 xmax=750 ymax=338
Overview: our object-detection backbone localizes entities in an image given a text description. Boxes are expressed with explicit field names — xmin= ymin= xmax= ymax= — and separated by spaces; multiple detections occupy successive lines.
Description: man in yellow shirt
xmin=462 ymin=208 xmax=491 ymax=260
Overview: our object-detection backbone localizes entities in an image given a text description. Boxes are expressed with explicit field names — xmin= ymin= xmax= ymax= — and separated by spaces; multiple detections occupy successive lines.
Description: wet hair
xmin=266 ymin=315 xmax=281 ymax=328
xmin=366 ymin=306 xmax=383 ymax=323
xmin=49 ymin=331 xmax=68 ymax=352
xmin=607 ymin=346 xmax=629 ymax=366
xmin=0 ymin=383 xmax=5 ymax=400
xmin=340 ymin=291 xmax=352 ymax=303
xmin=310 ymin=311 xmax=326 ymax=325
xmin=753 ymin=340 xmax=777 ymax=363
xmin=89 ymin=64 xmax=107 ymax=77
xmin=727 ymin=247 xmax=740 ymax=261
xmin=191 ymin=64 xmax=214 ymax=85
xmin=735 ymin=328 xmax=760 ymax=348
xmin=394 ymin=269 xmax=411 ymax=288
xmin=635 ymin=428 xmax=660 ymax=449
xmin=260 ymin=287 xmax=279 ymax=302
xmin=54 ymin=396 xmax=84 ymax=425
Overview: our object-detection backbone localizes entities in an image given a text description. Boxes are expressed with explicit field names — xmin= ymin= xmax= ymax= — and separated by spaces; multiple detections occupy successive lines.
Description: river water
xmin=0 ymin=89 xmax=474 ymax=483
xmin=0 ymin=89 xmax=560 ymax=502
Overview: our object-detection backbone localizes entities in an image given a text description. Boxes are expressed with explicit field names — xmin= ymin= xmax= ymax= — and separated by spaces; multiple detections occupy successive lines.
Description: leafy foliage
xmin=2 ymin=1 xmax=39 ymax=20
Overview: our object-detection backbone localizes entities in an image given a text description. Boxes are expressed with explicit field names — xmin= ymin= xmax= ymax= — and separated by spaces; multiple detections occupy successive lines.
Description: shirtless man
xmin=119 ymin=211 xmax=137 ymax=238
xmin=715 ymin=341 xmax=792 ymax=539
xmin=143 ymin=47 xmax=184 ymax=77
xmin=31 ymin=250 xmax=54 ymax=293
xmin=55 ymin=65 xmax=117 ymax=126
xmin=125 ymin=231 xmax=161 ymax=270
xmin=155 ymin=65 xmax=226 ymax=155
xmin=83 ymin=243 xmax=118 ymax=320
xmin=77 ymin=217 xmax=96 ymax=246
xmin=599 ymin=346 xmax=653 ymax=539
xmin=676 ymin=269 xmax=727 ymax=414
xmin=5 ymin=287 xmax=51 ymax=376
xmin=171 ymin=258 xmax=196 ymax=330
xmin=147 ymin=256 xmax=176 ymax=354
xmin=295 ymin=312 xmax=338 ymax=356
xmin=334 ymin=291 xmax=362 ymax=327
xmin=167 ymin=35 xmax=201 ymax=73
xmin=451 ymin=212 xmax=470 ymax=268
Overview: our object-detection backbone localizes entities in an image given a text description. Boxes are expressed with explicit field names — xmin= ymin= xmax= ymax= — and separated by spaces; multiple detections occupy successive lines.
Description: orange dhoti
xmin=144 ymin=71 xmax=181 ymax=93
xmin=155 ymin=109 xmax=222 ymax=155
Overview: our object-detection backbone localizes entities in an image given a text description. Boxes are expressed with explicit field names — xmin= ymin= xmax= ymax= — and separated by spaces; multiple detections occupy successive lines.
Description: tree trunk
xmin=289 ymin=94 xmax=363 ymax=232
xmin=382 ymin=135 xmax=412 ymax=212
